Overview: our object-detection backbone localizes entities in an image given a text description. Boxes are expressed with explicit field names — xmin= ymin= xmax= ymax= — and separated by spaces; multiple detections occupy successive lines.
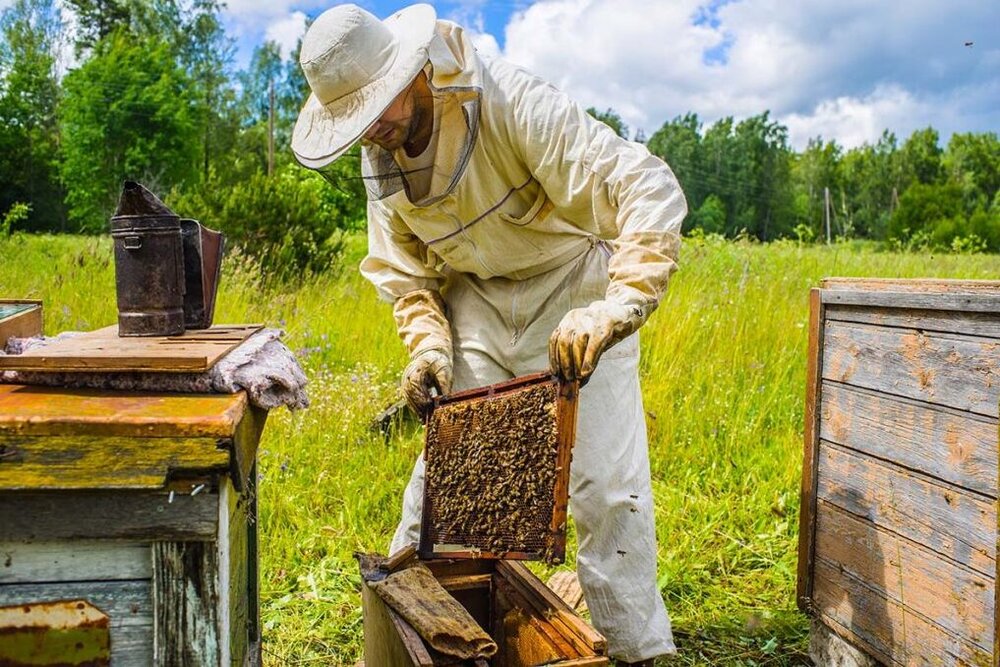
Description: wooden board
xmin=0 ymin=384 xmax=247 ymax=438
xmin=816 ymin=501 xmax=994 ymax=652
xmin=822 ymin=320 xmax=1000 ymax=418
xmin=0 ymin=323 xmax=261 ymax=373
xmin=0 ymin=300 xmax=42 ymax=351
xmin=819 ymin=382 xmax=998 ymax=497
xmin=0 ymin=540 xmax=151 ymax=584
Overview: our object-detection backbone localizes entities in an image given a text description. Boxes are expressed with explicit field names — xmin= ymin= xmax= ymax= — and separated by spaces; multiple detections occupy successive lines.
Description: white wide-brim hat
xmin=292 ymin=3 xmax=437 ymax=169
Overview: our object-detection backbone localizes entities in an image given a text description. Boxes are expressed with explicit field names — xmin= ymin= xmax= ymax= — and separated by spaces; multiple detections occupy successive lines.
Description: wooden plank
xmin=0 ymin=579 xmax=153 ymax=664
xmin=438 ymin=574 xmax=492 ymax=591
xmin=822 ymin=278 xmax=1000 ymax=294
xmin=153 ymin=541 xmax=220 ymax=665
xmin=821 ymin=289 xmax=1000 ymax=313
xmin=0 ymin=540 xmax=151 ymax=584
xmin=0 ymin=491 xmax=219 ymax=541
xmin=0 ymin=435 xmax=229 ymax=491
xmin=0 ymin=302 xmax=42 ymax=349
xmin=231 ymin=405 xmax=266 ymax=492
xmin=225 ymin=477 xmax=250 ymax=665
xmin=816 ymin=500 xmax=994 ymax=651
xmin=822 ymin=320 xmax=1000 ymax=418
xmin=816 ymin=442 xmax=995 ymax=577
xmin=497 ymin=561 xmax=606 ymax=653
xmin=813 ymin=559 xmax=991 ymax=666
xmin=0 ymin=385 xmax=247 ymax=438
xmin=0 ymin=324 xmax=262 ymax=373
xmin=820 ymin=382 xmax=998 ymax=497
xmin=798 ymin=287 xmax=824 ymax=610
xmin=825 ymin=304 xmax=1000 ymax=339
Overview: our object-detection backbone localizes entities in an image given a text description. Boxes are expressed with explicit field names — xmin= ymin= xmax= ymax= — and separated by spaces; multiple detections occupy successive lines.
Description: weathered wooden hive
xmin=0 ymin=385 xmax=267 ymax=665
xmin=798 ymin=278 xmax=1000 ymax=666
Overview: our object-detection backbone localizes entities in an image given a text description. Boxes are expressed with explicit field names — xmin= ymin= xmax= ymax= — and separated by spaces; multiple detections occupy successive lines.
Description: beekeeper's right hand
xmin=402 ymin=348 xmax=453 ymax=418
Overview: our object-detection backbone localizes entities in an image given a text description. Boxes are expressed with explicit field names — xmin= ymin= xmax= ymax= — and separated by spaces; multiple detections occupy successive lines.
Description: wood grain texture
xmin=0 ymin=491 xmax=219 ymax=541
xmin=813 ymin=559 xmax=991 ymax=666
xmin=821 ymin=289 xmax=1000 ymax=313
xmin=798 ymin=288 xmax=824 ymax=610
xmin=825 ymin=304 xmax=1000 ymax=339
xmin=0 ymin=435 xmax=229 ymax=491
xmin=0 ymin=302 xmax=42 ymax=348
xmin=0 ymin=540 xmax=151 ymax=583
xmin=153 ymin=541 xmax=220 ymax=665
xmin=0 ymin=384 xmax=247 ymax=438
xmin=816 ymin=500 xmax=994 ymax=651
xmin=819 ymin=382 xmax=998 ymax=497
xmin=822 ymin=321 xmax=1000 ymax=418
xmin=0 ymin=324 xmax=262 ymax=373
xmin=821 ymin=278 xmax=1000 ymax=294
xmin=497 ymin=561 xmax=607 ymax=653
xmin=816 ymin=442 xmax=996 ymax=577
xmin=0 ymin=579 xmax=153 ymax=664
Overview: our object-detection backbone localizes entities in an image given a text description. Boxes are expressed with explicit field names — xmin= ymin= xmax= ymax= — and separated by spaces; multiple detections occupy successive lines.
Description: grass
xmin=2 ymin=232 xmax=998 ymax=665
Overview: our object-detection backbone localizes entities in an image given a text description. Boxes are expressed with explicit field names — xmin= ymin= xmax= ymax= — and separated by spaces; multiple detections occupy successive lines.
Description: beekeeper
xmin=292 ymin=4 xmax=686 ymax=663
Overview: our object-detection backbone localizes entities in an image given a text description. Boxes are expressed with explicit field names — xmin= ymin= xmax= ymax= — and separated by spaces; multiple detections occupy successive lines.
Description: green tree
xmin=792 ymin=138 xmax=842 ymax=239
xmin=59 ymin=30 xmax=200 ymax=230
xmin=944 ymin=132 xmax=999 ymax=207
xmin=63 ymin=0 xmax=133 ymax=55
xmin=647 ymin=113 xmax=703 ymax=211
xmin=900 ymin=127 xmax=943 ymax=186
xmin=839 ymin=131 xmax=902 ymax=239
xmin=0 ymin=0 xmax=65 ymax=230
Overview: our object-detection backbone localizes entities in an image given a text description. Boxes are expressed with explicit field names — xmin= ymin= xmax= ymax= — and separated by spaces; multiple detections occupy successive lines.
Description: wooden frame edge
xmin=797 ymin=287 xmax=824 ymax=612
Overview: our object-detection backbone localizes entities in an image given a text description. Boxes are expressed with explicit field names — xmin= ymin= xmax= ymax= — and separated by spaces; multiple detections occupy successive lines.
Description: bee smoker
xmin=111 ymin=181 xmax=186 ymax=336
xmin=110 ymin=182 xmax=224 ymax=336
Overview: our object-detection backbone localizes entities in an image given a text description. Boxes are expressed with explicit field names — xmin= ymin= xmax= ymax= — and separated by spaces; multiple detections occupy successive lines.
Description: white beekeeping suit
xmin=293 ymin=5 xmax=686 ymax=661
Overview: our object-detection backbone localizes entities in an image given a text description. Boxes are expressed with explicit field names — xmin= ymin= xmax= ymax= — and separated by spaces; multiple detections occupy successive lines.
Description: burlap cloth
xmin=370 ymin=562 xmax=497 ymax=659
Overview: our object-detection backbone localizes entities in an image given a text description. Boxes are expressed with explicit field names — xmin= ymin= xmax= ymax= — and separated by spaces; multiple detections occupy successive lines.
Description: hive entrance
xmin=420 ymin=373 xmax=578 ymax=564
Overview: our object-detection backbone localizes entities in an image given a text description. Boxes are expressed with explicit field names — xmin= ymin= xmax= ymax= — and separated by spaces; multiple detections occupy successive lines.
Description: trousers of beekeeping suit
xmin=292 ymin=5 xmax=686 ymax=661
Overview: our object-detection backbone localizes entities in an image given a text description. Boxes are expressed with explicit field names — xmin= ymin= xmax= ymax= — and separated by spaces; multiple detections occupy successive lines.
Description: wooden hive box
xmin=0 ymin=300 xmax=42 ymax=350
xmin=797 ymin=278 xmax=1000 ymax=666
xmin=361 ymin=556 xmax=609 ymax=666
xmin=0 ymin=385 xmax=267 ymax=665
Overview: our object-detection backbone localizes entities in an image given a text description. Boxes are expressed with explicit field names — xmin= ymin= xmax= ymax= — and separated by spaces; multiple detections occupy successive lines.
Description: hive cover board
xmin=420 ymin=372 xmax=579 ymax=564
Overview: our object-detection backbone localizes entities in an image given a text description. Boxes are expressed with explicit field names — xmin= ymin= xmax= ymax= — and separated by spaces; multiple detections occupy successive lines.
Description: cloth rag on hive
xmin=369 ymin=562 xmax=497 ymax=660
xmin=0 ymin=328 xmax=309 ymax=411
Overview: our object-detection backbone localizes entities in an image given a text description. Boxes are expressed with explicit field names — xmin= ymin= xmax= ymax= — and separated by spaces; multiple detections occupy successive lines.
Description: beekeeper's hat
xmin=291 ymin=3 xmax=436 ymax=168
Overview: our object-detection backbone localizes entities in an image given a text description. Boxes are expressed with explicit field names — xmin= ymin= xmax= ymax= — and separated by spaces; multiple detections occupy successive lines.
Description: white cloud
xmin=499 ymin=0 xmax=1000 ymax=148
xmin=265 ymin=10 xmax=307 ymax=59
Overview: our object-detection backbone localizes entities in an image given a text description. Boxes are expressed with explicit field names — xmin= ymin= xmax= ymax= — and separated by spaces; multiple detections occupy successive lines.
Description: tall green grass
xmin=2 ymin=233 xmax=997 ymax=664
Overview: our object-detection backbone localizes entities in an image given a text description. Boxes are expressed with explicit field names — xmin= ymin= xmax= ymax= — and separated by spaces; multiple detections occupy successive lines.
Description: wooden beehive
xmin=797 ymin=278 xmax=1000 ymax=666
xmin=0 ymin=384 xmax=267 ymax=665
xmin=0 ymin=299 xmax=42 ymax=350
xmin=421 ymin=373 xmax=578 ymax=564
xmin=361 ymin=555 xmax=608 ymax=666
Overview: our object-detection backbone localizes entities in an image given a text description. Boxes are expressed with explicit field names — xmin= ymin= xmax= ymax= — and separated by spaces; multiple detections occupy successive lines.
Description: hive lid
xmin=419 ymin=372 xmax=579 ymax=565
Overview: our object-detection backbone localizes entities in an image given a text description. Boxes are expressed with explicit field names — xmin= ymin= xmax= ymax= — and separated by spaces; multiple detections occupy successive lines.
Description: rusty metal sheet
xmin=0 ymin=600 xmax=110 ymax=666
xmin=0 ymin=385 xmax=247 ymax=438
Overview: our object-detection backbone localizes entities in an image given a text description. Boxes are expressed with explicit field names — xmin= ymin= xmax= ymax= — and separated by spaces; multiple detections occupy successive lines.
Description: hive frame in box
xmin=0 ymin=299 xmax=42 ymax=350
xmin=419 ymin=372 xmax=579 ymax=564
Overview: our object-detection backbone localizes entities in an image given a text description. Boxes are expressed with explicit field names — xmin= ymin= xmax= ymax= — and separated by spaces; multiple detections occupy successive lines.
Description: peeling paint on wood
xmin=0 ymin=600 xmax=110 ymax=666
xmin=153 ymin=542 xmax=219 ymax=665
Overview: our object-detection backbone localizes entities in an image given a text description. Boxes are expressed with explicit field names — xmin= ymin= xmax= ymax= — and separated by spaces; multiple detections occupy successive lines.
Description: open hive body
xmin=363 ymin=373 xmax=608 ymax=665
xmin=798 ymin=279 xmax=1000 ymax=666
xmin=362 ymin=558 xmax=608 ymax=666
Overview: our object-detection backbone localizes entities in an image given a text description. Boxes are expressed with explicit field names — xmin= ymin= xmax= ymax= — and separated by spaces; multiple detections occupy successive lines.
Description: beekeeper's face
xmin=363 ymin=71 xmax=426 ymax=152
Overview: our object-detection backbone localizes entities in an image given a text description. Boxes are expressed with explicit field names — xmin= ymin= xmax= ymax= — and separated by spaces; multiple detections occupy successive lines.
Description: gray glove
xmin=402 ymin=348 xmax=453 ymax=417
xmin=548 ymin=300 xmax=646 ymax=381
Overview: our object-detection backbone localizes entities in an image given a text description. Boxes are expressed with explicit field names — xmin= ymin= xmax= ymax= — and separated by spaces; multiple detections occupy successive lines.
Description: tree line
xmin=2 ymin=0 xmax=998 ymax=275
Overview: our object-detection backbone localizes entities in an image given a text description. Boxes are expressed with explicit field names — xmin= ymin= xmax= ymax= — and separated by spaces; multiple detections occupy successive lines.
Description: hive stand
xmin=0 ymin=384 xmax=267 ymax=665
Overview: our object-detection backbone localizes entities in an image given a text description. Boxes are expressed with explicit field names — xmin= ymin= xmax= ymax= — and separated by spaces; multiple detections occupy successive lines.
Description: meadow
xmin=1 ymin=232 xmax=997 ymax=665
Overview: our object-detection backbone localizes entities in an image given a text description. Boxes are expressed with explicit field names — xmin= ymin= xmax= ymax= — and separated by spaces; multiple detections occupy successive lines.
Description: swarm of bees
xmin=425 ymin=383 xmax=560 ymax=556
